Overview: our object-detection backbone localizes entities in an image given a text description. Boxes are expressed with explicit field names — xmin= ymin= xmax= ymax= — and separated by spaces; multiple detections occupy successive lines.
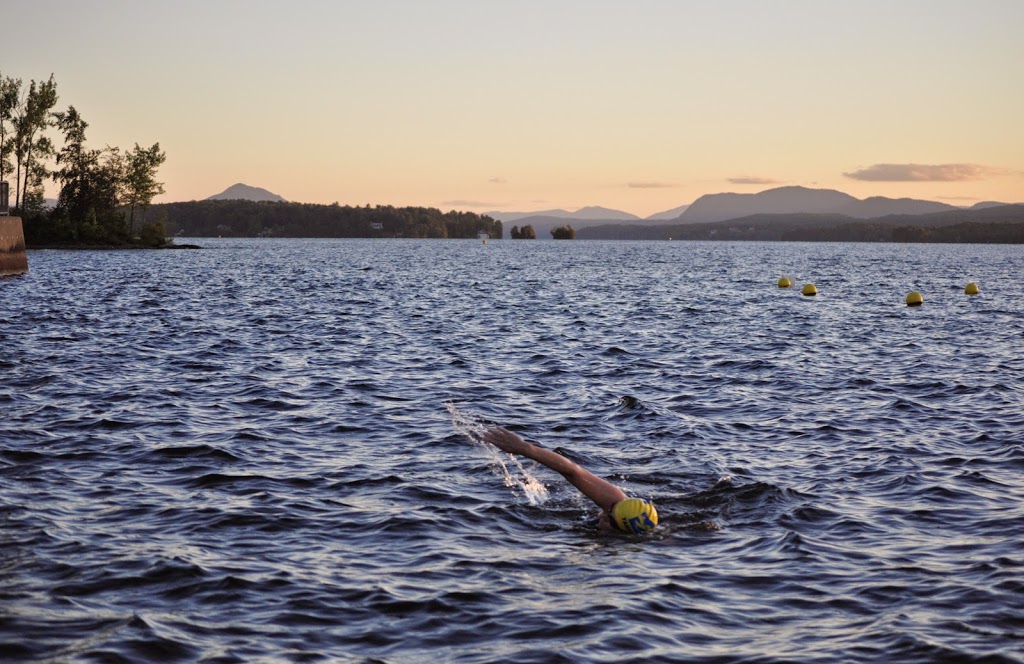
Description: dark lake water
xmin=2 ymin=238 xmax=1023 ymax=663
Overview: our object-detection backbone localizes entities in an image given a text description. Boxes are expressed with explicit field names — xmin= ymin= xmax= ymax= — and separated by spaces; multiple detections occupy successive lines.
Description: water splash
xmin=446 ymin=401 xmax=489 ymax=442
xmin=446 ymin=402 xmax=550 ymax=505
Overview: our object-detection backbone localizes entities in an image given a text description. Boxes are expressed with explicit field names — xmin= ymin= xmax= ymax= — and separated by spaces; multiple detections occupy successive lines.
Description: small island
xmin=508 ymin=224 xmax=537 ymax=239
xmin=550 ymin=224 xmax=576 ymax=240
xmin=2 ymin=72 xmax=502 ymax=245
xmin=1 ymin=72 xmax=168 ymax=249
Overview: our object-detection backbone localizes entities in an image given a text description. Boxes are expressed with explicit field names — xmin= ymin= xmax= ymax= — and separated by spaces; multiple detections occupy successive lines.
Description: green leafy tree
xmin=50 ymin=106 xmax=127 ymax=243
xmin=12 ymin=74 xmax=58 ymax=210
xmin=53 ymin=106 xmax=94 ymax=222
xmin=139 ymin=219 xmax=167 ymax=247
xmin=0 ymin=73 xmax=21 ymax=183
xmin=123 ymin=142 xmax=166 ymax=235
xmin=510 ymin=224 xmax=521 ymax=239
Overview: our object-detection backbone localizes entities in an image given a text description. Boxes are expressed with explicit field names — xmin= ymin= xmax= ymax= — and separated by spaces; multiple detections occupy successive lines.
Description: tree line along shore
xmin=155 ymin=200 xmax=502 ymax=240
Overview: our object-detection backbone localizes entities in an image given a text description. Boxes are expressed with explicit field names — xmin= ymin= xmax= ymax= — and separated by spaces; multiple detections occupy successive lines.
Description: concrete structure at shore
xmin=1 ymin=216 xmax=29 ymax=276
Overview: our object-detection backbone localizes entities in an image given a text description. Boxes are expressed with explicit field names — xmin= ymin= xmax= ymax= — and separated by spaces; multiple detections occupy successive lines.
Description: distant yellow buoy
xmin=965 ymin=282 xmax=979 ymax=295
xmin=777 ymin=276 xmax=792 ymax=288
xmin=906 ymin=291 xmax=923 ymax=307
xmin=801 ymin=283 xmax=817 ymax=296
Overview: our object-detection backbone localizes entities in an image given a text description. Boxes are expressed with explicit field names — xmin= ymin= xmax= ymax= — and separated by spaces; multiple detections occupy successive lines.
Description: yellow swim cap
xmin=612 ymin=498 xmax=658 ymax=533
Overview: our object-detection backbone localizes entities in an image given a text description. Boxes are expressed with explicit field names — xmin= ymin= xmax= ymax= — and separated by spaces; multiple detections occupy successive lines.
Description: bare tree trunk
xmin=14 ymin=155 xmax=20 ymax=210
xmin=20 ymin=143 xmax=32 ymax=210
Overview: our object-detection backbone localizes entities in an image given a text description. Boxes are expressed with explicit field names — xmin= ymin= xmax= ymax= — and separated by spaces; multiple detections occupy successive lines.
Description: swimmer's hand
xmin=482 ymin=427 xmax=534 ymax=456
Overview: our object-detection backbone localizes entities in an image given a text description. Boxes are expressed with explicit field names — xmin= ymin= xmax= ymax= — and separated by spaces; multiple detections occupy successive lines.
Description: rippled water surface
xmin=2 ymin=239 xmax=1023 ymax=663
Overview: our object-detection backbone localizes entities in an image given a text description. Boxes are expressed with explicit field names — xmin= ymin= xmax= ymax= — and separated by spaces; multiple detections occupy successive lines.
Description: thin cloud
xmin=627 ymin=181 xmax=677 ymax=189
xmin=488 ymin=177 xmax=507 ymax=184
xmin=442 ymin=199 xmax=502 ymax=208
xmin=844 ymin=163 xmax=1004 ymax=182
xmin=728 ymin=176 xmax=783 ymax=185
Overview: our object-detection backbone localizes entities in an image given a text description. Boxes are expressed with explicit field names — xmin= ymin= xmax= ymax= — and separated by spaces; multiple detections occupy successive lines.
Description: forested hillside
xmin=577 ymin=205 xmax=1024 ymax=243
xmin=154 ymin=200 xmax=502 ymax=239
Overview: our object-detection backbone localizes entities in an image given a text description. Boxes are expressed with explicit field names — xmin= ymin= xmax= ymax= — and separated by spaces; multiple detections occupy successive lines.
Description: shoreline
xmin=27 ymin=242 xmax=202 ymax=250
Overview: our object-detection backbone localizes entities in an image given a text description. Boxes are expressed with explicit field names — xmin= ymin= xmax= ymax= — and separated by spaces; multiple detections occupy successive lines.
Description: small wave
xmin=76 ymin=417 xmax=142 ymax=431
xmin=1 ymin=449 xmax=47 ymax=463
xmin=146 ymin=444 xmax=241 ymax=462
xmin=712 ymin=358 xmax=776 ymax=371
xmin=684 ymin=480 xmax=813 ymax=530
xmin=186 ymin=472 xmax=316 ymax=491
xmin=53 ymin=558 xmax=207 ymax=598
xmin=239 ymin=397 xmax=305 ymax=411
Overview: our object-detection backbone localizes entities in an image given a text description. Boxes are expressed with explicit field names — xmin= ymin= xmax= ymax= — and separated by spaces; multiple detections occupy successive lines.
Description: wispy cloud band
xmin=844 ymin=163 xmax=1004 ymax=182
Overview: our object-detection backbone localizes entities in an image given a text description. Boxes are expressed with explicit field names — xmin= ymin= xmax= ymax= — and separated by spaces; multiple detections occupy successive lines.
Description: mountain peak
xmin=681 ymin=186 xmax=855 ymax=223
xmin=207 ymin=183 xmax=285 ymax=202
xmin=572 ymin=206 xmax=640 ymax=220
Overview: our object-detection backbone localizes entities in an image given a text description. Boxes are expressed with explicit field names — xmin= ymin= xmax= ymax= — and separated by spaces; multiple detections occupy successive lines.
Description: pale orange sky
xmin=5 ymin=1 xmax=1022 ymax=217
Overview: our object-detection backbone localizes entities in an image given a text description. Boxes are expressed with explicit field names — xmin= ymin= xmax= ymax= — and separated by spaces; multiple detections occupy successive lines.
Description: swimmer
xmin=482 ymin=427 xmax=658 ymax=533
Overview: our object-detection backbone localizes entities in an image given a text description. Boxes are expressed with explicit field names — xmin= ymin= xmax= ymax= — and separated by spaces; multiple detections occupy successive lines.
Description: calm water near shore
xmin=2 ymin=238 xmax=1023 ymax=662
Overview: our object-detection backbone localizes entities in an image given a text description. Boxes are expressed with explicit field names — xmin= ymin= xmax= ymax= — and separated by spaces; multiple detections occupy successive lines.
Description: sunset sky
xmin=4 ymin=0 xmax=1022 ymax=217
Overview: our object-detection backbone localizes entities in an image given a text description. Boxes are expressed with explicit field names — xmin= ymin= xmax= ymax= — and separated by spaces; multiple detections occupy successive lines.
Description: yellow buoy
xmin=801 ymin=283 xmax=817 ymax=296
xmin=777 ymin=276 xmax=792 ymax=288
xmin=965 ymin=282 xmax=979 ymax=295
xmin=906 ymin=291 xmax=923 ymax=307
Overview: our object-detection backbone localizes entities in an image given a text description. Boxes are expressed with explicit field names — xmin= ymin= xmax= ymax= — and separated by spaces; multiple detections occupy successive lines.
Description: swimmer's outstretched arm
xmin=482 ymin=427 xmax=627 ymax=512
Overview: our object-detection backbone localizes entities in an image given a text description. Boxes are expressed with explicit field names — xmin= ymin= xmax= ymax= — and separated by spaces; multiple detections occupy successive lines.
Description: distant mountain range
xmin=487 ymin=186 xmax=1016 ymax=238
xmin=486 ymin=206 xmax=640 ymax=222
xmin=576 ymin=203 xmax=1024 ymax=243
xmin=675 ymin=186 xmax=968 ymax=223
xmin=207 ymin=183 xmax=285 ymax=202
xmin=194 ymin=183 xmax=1016 ymax=237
